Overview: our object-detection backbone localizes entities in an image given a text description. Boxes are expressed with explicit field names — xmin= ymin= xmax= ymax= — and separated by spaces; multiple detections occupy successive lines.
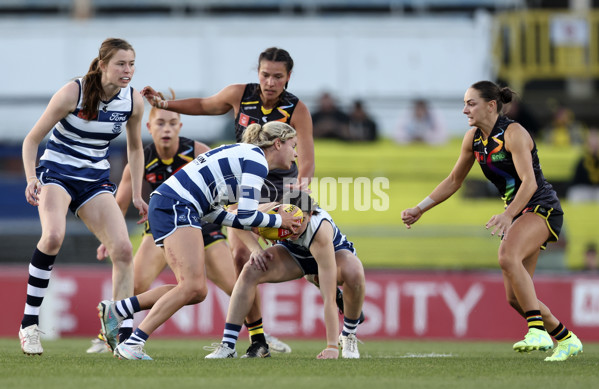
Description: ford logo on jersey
xmin=99 ymin=110 xmax=129 ymax=123
xmin=109 ymin=112 xmax=128 ymax=122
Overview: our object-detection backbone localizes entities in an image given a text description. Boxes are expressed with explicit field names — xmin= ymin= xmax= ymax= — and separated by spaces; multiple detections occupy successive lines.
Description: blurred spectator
xmin=311 ymin=92 xmax=350 ymax=140
xmin=505 ymin=99 xmax=541 ymax=140
xmin=567 ymin=127 xmax=599 ymax=202
xmin=583 ymin=242 xmax=598 ymax=272
xmin=72 ymin=0 xmax=93 ymax=19
xmin=544 ymin=101 xmax=585 ymax=146
xmin=347 ymin=100 xmax=378 ymax=142
xmin=394 ymin=99 xmax=447 ymax=146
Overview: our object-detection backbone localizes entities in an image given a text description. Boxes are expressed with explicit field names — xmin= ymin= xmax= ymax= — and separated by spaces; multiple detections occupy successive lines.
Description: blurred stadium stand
xmin=0 ymin=0 xmax=526 ymax=16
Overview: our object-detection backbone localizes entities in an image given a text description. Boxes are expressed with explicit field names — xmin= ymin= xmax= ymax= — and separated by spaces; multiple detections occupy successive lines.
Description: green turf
xmin=1 ymin=338 xmax=596 ymax=389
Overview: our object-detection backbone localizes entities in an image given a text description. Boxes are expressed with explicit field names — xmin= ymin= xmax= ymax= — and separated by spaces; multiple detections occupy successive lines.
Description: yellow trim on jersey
xmin=261 ymin=106 xmax=273 ymax=115
xmin=161 ymin=158 xmax=174 ymax=165
xmin=178 ymin=153 xmax=194 ymax=162
xmin=145 ymin=158 xmax=159 ymax=170
xmin=482 ymin=138 xmax=489 ymax=146
xmin=241 ymin=100 xmax=259 ymax=105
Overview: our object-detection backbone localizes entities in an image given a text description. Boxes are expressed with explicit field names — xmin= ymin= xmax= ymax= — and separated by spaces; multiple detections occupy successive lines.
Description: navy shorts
xmin=277 ymin=240 xmax=356 ymax=275
xmin=37 ymin=168 xmax=116 ymax=217
xmin=148 ymin=193 xmax=203 ymax=246
xmin=143 ymin=219 xmax=225 ymax=247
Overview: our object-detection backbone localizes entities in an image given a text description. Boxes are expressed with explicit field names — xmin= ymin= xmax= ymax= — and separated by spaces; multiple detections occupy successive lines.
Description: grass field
xmin=1 ymin=338 xmax=596 ymax=389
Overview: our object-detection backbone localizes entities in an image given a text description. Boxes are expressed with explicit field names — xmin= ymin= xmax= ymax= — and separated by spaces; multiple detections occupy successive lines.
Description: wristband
xmin=417 ymin=196 xmax=435 ymax=212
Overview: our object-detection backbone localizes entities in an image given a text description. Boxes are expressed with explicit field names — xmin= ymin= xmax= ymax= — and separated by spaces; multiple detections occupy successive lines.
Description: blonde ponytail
xmin=241 ymin=122 xmax=296 ymax=148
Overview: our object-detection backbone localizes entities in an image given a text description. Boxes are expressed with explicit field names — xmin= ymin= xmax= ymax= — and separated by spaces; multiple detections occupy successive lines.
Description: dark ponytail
xmin=470 ymin=80 xmax=516 ymax=114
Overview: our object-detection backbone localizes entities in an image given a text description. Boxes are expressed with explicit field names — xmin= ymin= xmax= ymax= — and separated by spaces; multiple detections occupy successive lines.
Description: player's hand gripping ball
xmin=258 ymin=204 xmax=303 ymax=240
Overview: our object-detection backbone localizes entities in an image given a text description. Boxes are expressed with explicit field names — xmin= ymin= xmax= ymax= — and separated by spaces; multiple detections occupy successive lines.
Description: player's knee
xmin=240 ymin=263 xmax=261 ymax=283
xmin=40 ymin=229 xmax=65 ymax=252
xmin=186 ymin=284 xmax=208 ymax=304
xmin=497 ymin=251 xmax=519 ymax=272
xmin=109 ymin=240 xmax=133 ymax=265
xmin=343 ymin=271 xmax=365 ymax=293
xmin=133 ymin=279 xmax=151 ymax=295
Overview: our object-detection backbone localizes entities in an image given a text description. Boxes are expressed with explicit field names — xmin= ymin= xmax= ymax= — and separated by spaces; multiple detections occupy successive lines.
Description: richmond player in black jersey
xmin=88 ymin=96 xmax=238 ymax=354
xmin=141 ymin=48 xmax=314 ymax=356
xmin=402 ymin=81 xmax=582 ymax=362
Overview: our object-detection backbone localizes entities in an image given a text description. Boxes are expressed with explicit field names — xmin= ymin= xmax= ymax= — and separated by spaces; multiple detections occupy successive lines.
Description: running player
xmin=99 ymin=122 xmax=302 ymax=360
xmin=205 ymin=193 xmax=365 ymax=359
xmin=401 ymin=80 xmax=582 ymax=362
xmin=20 ymin=38 xmax=147 ymax=355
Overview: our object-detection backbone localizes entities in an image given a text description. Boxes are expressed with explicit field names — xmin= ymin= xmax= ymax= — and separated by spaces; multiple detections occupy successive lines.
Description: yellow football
xmin=258 ymin=204 xmax=303 ymax=240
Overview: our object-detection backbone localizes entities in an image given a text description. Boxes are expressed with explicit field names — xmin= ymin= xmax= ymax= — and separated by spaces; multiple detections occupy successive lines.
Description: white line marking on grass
xmin=400 ymin=353 xmax=456 ymax=358
xmin=362 ymin=352 xmax=457 ymax=359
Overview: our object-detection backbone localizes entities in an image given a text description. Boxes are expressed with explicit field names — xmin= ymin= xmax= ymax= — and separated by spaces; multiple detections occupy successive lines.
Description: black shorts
xmin=143 ymin=220 xmax=225 ymax=247
xmin=519 ymin=204 xmax=563 ymax=250
xmin=202 ymin=222 xmax=227 ymax=248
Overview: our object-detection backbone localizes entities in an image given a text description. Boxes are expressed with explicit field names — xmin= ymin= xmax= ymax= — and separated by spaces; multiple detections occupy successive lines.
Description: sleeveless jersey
xmin=39 ymin=78 xmax=133 ymax=182
xmin=234 ymin=83 xmax=299 ymax=184
xmin=279 ymin=208 xmax=355 ymax=259
xmin=144 ymin=137 xmax=195 ymax=191
xmin=154 ymin=143 xmax=281 ymax=229
xmin=472 ymin=116 xmax=561 ymax=210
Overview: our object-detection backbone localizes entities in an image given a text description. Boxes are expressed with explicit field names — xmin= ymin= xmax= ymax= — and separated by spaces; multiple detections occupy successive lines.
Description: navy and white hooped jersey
xmin=279 ymin=208 xmax=355 ymax=259
xmin=153 ymin=143 xmax=282 ymax=229
xmin=38 ymin=78 xmax=133 ymax=182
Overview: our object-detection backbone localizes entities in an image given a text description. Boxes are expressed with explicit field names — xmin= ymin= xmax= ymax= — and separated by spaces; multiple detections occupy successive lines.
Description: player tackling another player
xmin=401 ymin=80 xmax=582 ymax=362
xmin=97 ymin=121 xmax=301 ymax=360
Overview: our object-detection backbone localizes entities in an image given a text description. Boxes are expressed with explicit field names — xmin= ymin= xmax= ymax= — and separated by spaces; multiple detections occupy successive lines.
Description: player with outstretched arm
xmin=401 ymin=80 xmax=582 ymax=362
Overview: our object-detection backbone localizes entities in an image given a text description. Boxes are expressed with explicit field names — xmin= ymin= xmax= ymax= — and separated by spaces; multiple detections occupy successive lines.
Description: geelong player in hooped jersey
xmin=401 ymin=81 xmax=582 ymax=362
xmin=89 ymin=97 xmax=245 ymax=354
xmin=101 ymin=122 xmax=302 ymax=360
xmin=204 ymin=193 xmax=365 ymax=360
xmin=20 ymin=38 xmax=146 ymax=356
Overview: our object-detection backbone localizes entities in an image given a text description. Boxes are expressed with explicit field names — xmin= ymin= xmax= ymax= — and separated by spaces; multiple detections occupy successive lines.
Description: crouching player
xmin=205 ymin=194 xmax=365 ymax=359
